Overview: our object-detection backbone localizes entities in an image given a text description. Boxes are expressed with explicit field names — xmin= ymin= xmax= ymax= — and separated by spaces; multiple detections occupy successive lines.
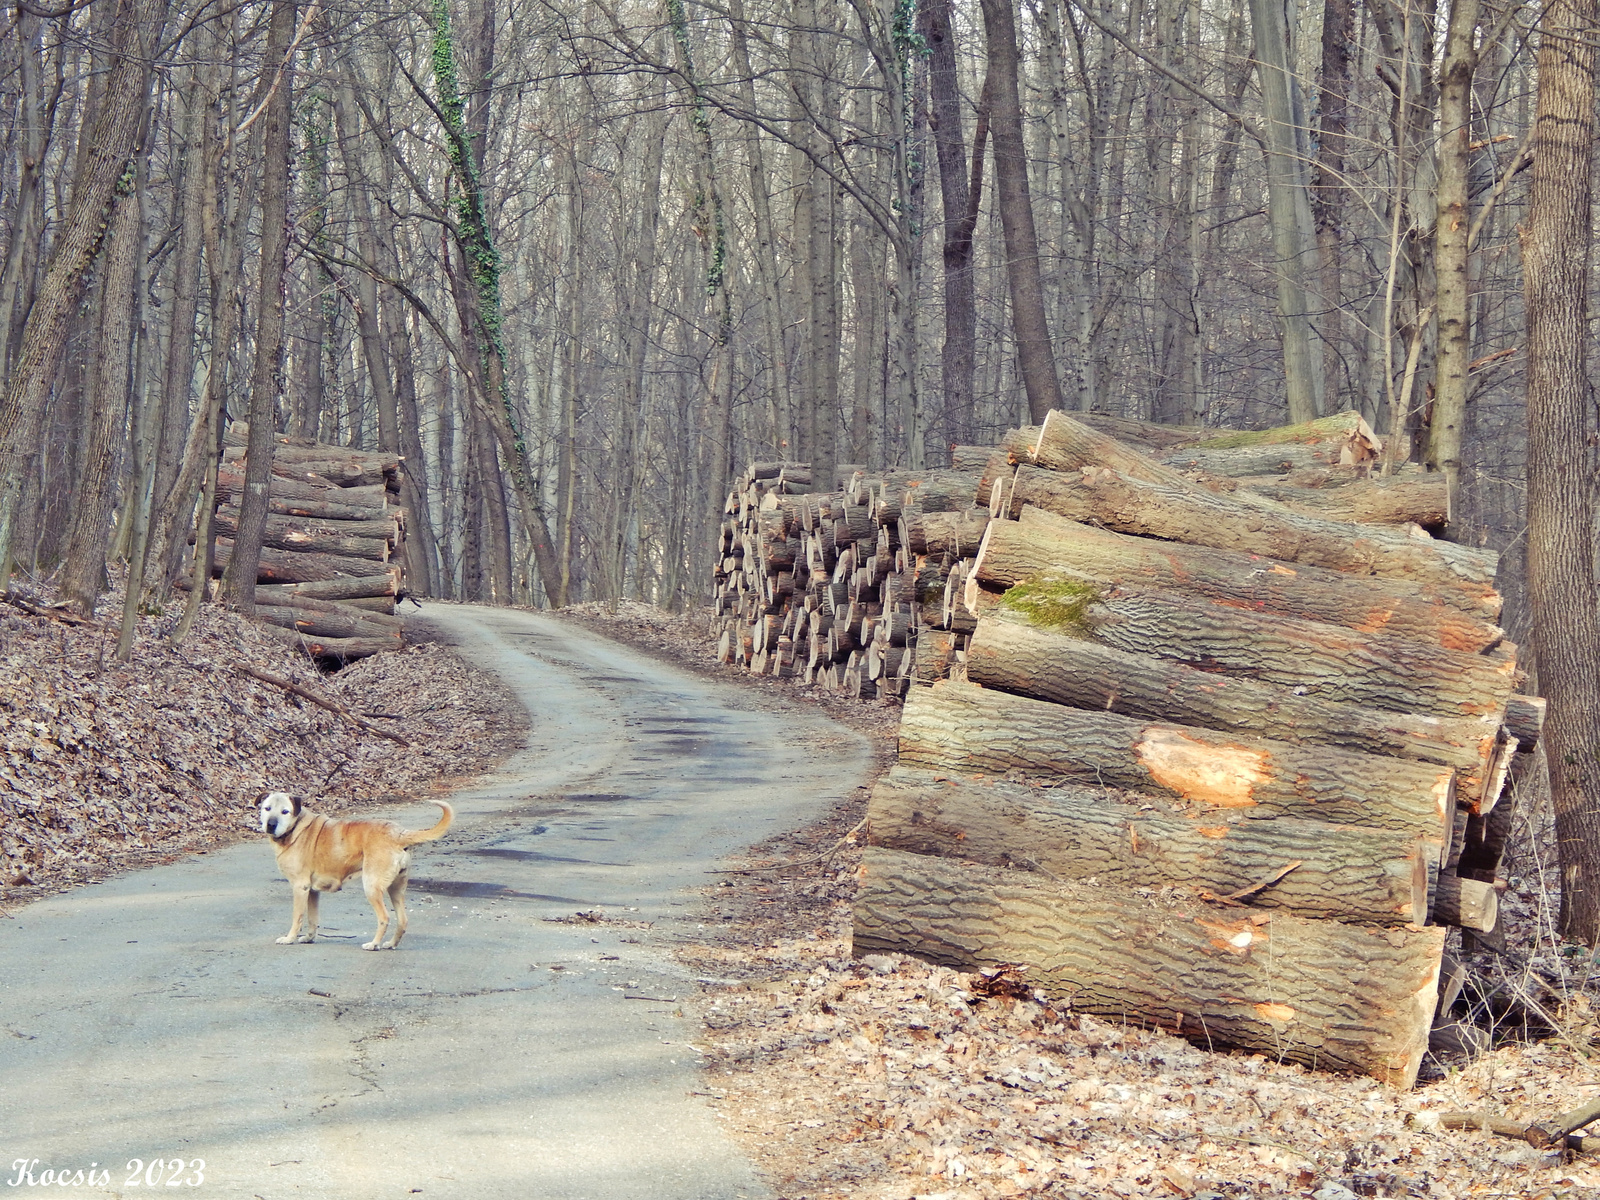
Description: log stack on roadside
xmin=850 ymin=408 xmax=1542 ymax=1088
xmin=204 ymin=424 xmax=407 ymax=661
xmin=710 ymin=460 xmax=988 ymax=698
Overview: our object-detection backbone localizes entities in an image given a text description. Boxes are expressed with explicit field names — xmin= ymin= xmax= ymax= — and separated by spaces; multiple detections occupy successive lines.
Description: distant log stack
xmin=710 ymin=461 xmax=986 ymax=698
xmin=202 ymin=424 xmax=407 ymax=661
xmin=844 ymin=409 xmax=1542 ymax=1089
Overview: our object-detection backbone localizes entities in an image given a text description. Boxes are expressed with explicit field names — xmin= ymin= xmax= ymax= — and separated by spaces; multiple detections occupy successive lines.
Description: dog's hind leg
xmin=361 ymin=876 xmax=392 ymax=950
xmin=277 ymin=884 xmax=312 ymax=944
xmin=385 ymin=870 xmax=409 ymax=949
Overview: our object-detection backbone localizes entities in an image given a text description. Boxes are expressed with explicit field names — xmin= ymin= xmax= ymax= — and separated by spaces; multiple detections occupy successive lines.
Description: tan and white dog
xmin=258 ymin=791 xmax=453 ymax=950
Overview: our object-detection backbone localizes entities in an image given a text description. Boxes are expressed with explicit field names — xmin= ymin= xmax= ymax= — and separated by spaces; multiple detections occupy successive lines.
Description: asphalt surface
xmin=0 ymin=604 xmax=873 ymax=1198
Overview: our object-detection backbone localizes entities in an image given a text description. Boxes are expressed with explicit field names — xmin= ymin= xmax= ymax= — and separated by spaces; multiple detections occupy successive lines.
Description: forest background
xmin=1 ymin=0 xmax=1599 ymax=939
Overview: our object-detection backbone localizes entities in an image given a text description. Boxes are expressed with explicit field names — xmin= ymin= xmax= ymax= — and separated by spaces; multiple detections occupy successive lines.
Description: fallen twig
xmin=1527 ymin=1094 xmax=1600 ymax=1149
xmin=1438 ymin=1110 xmax=1600 ymax=1154
xmin=1 ymin=590 xmax=104 ymax=629
xmin=235 ymin=663 xmax=410 ymax=746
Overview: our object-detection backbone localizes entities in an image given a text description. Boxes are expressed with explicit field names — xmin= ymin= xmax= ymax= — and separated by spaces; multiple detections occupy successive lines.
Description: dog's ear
xmin=256 ymin=790 xmax=271 ymax=807
xmin=290 ymin=794 xmax=303 ymax=815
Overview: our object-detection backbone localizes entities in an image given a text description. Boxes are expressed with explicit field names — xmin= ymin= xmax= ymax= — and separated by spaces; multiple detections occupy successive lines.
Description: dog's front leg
xmin=304 ymin=889 xmax=321 ymax=942
xmin=276 ymin=884 xmax=314 ymax=944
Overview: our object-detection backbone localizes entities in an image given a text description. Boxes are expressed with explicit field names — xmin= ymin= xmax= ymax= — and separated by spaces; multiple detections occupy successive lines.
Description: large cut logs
xmin=210 ymin=510 xmax=395 ymax=560
xmin=1023 ymin=409 xmax=1204 ymax=490
xmin=212 ymin=539 xmax=388 ymax=586
xmin=844 ymin=409 xmax=1533 ymax=1086
xmin=1004 ymin=464 xmax=1498 ymax=599
xmin=868 ymin=768 xmax=1430 ymax=925
xmin=965 ymin=617 xmax=1503 ymax=802
xmin=898 ymin=680 xmax=1454 ymax=843
xmin=854 ymin=847 xmax=1445 ymax=1087
xmin=1239 ymin=474 xmax=1448 ymax=529
xmin=972 ymin=509 xmax=1503 ymax=651
xmin=208 ymin=425 xmax=407 ymax=661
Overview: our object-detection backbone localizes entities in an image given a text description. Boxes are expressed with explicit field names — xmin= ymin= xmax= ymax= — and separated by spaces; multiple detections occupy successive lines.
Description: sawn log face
xmin=853 ymin=847 xmax=1444 ymax=1087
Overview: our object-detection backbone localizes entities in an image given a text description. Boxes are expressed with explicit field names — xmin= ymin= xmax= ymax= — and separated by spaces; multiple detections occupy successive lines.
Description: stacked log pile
xmin=201 ymin=425 xmax=407 ymax=661
xmin=710 ymin=461 xmax=989 ymax=698
xmin=849 ymin=408 xmax=1542 ymax=1088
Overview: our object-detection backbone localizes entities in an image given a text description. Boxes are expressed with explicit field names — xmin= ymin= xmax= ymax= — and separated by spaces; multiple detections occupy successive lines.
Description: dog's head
xmin=259 ymin=791 xmax=304 ymax=840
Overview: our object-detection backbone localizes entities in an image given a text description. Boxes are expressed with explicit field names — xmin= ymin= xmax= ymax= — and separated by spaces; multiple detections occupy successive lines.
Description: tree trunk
xmin=1248 ymin=0 xmax=1321 ymax=421
xmin=899 ymin=679 xmax=1455 ymax=839
xmin=974 ymin=506 xmax=1504 ymax=647
xmin=868 ymin=766 xmax=1431 ymax=925
xmin=979 ymin=0 xmax=1064 ymax=424
xmin=1003 ymin=463 xmax=1499 ymax=596
xmin=59 ymin=151 xmax=144 ymax=617
xmin=920 ymin=0 xmax=980 ymax=450
xmin=219 ymin=0 xmax=297 ymax=616
xmin=1522 ymin=0 xmax=1600 ymax=944
xmin=0 ymin=0 xmax=171 ymax=584
xmin=855 ymin=847 xmax=1444 ymax=1087
xmin=966 ymin=616 xmax=1503 ymax=800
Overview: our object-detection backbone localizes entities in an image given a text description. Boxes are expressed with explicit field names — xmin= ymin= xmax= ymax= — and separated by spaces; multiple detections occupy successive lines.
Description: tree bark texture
xmin=868 ymin=767 xmax=1431 ymax=925
xmin=972 ymin=508 xmax=1502 ymax=650
xmin=1522 ymin=0 xmax=1600 ymax=943
xmin=979 ymin=0 xmax=1065 ymax=423
xmin=965 ymin=616 xmax=1502 ymax=801
xmin=854 ymin=847 xmax=1444 ymax=1087
xmin=0 ymin=0 xmax=171 ymax=581
xmin=1003 ymin=464 xmax=1498 ymax=598
xmin=898 ymin=680 xmax=1454 ymax=841
xmin=220 ymin=0 xmax=297 ymax=616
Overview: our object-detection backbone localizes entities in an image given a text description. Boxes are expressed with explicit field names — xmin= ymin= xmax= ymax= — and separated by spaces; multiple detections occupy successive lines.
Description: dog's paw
xmin=361 ymin=940 xmax=381 ymax=950
xmin=275 ymin=935 xmax=295 ymax=945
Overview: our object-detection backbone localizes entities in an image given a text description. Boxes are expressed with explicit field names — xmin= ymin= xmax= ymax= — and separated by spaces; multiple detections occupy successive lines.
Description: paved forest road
xmin=0 ymin=605 xmax=873 ymax=1199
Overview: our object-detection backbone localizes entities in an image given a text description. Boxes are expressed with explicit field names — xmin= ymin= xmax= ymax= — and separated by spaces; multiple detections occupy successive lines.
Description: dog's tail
xmin=401 ymin=801 xmax=454 ymax=847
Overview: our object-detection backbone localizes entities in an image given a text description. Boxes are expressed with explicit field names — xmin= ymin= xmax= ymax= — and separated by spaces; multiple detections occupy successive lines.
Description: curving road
xmin=0 ymin=605 xmax=872 ymax=1198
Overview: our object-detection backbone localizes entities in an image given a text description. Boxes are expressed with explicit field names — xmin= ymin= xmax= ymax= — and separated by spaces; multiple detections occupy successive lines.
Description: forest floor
xmin=4 ymin=584 xmax=1600 ymax=1199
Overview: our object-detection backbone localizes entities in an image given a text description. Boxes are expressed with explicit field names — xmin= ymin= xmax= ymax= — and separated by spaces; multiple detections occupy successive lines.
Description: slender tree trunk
xmin=1523 ymin=0 xmax=1600 ymax=945
xmin=920 ymin=0 xmax=979 ymax=449
xmin=1312 ymin=0 xmax=1353 ymax=412
xmin=220 ymin=0 xmax=297 ymax=616
xmin=59 ymin=158 xmax=142 ymax=617
xmin=1429 ymin=0 xmax=1481 ymax=530
xmin=980 ymin=0 xmax=1065 ymax=424
xmin=1250 ymin=0 xmax=1322 ymax=422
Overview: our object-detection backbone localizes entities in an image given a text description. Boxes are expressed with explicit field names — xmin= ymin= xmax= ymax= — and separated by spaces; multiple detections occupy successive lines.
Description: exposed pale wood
xmin=898 ymin=680 xmax=1455 ymax=841
xmin=965 ymin=617 xmax=1501 ymax=801
xmin=903 ymin=507 xmax=989 ymax=557
xmin=974 ymin=508 xmax=1503 ymax=648
xmin=1005 ymin=464 xmax=1499 ymax=596
xmin=869 ymin=767 xmax=1430 ymax=925
xmin=1430 ymin=874 xmax=1499 ymax=932
xmin=854 ymin=846 xmax=1445 ymax=1087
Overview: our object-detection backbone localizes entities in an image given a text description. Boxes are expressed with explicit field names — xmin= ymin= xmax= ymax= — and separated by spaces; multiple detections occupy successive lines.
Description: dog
xmin=258 ymin=791 xmax=453 ymax=950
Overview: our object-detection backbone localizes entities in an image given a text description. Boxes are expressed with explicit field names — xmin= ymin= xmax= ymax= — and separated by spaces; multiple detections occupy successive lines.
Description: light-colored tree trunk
xmin=1428 ymin=0 xmax=1481 ymax=531
xmin=1249 ymin=0 xmax=1322 ymax=422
